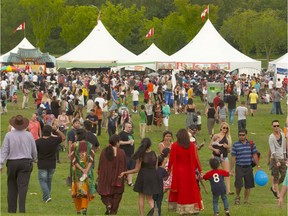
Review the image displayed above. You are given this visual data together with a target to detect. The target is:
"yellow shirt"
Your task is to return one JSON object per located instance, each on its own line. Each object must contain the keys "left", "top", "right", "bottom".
{"left": 251, "top": 80, "right": 256, "bottom": 88}
{"left": 82, "top": 87, "right": 88, "bottom": 97}
{"left": 187, "top": 88, "right": 193, "bottom": 99}
{"left": 249, "top": 92, "right": 258, "bottom": 104}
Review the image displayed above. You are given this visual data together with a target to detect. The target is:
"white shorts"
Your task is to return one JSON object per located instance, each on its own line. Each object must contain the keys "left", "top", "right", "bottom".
{"left": 163, "top": 116, "right": 169, "bottom": 126}
{"left": 237, "top": 89, "right": 241, "bottom": 96}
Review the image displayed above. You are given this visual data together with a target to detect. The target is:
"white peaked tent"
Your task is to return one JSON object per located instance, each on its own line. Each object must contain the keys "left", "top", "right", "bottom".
{"left": 269, "top": 53, "right": 288, "bottom": 70}
{"left": 269, "top": 53, "right": 288, "bottom": 86}
{"left": 118, "top": 43, "right": 172, "bottom": 71}
{"left": 57, "top": 20, "right": 136, "bottom": 68}
{"left": 170, "top": 19, "right": 261, "bottom": 72}
{"left": 0, "top": 37, "right": 35, "bottom": 63}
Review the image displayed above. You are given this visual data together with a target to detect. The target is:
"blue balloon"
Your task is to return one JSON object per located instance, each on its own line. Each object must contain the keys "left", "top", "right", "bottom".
{"left": 255, "top": 170, "right": 268, "bottom": 186}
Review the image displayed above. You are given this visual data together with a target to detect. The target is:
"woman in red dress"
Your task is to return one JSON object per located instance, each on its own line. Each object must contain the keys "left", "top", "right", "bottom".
{"left": 168, "top": 129, "right": 204, "bottom": 215}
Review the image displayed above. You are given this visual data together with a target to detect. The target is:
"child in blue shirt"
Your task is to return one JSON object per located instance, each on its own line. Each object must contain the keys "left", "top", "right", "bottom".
{"left": 203, "top": 158, "right": 230, "bottom": 216}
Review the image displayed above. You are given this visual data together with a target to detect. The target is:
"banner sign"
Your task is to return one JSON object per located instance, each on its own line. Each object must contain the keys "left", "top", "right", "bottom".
{"left": 156, "top": 62, "right": 177, "bottom": 70}
{"left": 277, "top": 67, "right": 288, "bottom": 75}
{"left": 176, "top": 62, "right": 230, "bottom": 70}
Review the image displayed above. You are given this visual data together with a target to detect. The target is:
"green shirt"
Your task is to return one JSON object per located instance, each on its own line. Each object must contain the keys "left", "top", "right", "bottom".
{"left": 139, "top": 110, "right": 147, "bottom": 123}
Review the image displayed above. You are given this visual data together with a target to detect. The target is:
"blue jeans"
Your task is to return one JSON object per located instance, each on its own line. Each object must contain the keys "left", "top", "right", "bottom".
{"left": 238, "top": 119, "right": 246, "bottom": 131}
{"left": 213, "top": 193, "right": 229, "bottom": 213}
{"left": 38, "top": 169, "right": 55, "bottom": 201}
{"left": 228, "top": 108, "right": 235, "bottom": 124}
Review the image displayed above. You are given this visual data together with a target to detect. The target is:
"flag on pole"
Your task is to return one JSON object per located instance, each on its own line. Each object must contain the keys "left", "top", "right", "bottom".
{"left": 201, "top": 6, "right": 209, "bottom": 20}
{"left": 14, "top": 22, "right": 25, "bottom": 32}
{"left": 146, "top": 28, "right": 154, "bottom": 39}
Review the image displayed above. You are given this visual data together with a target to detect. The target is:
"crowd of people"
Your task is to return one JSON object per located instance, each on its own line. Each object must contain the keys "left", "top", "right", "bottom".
{"left": 0, "top": 68, "right": 287, "bottom": 215}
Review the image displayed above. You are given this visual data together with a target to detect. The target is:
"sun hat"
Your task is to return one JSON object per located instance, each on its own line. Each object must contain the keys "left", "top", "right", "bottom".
{"left": 9, "top": 115, "right": 29, "bottom": 130}
{"left": 89, "top": 80, "right": 95, "bottom": 85}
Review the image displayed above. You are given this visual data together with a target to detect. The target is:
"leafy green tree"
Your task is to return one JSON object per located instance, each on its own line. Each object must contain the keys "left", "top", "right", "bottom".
{"left": 155, "top": 0, "right": 218, "bottom": 54}
{"left": 1, "top": 0, "right": 32, "bottom": 53}
{"left": 59, "top": 5, "right": 99, "bottom": 49}
{"left": 220, "top": 10, "right": 258, "bottom": 55}
{"left": 251, "top": 9, "right": 287, "bottom": 61}
{"left": 157, "top": 12, "right": 187, "bottom": 55}
{"left": 20, "top": 0, "right": 65, "bottom": 50}
{"left": 221, "top": 9, "right": 287, "bottom": 61}
{"left": 100, "top": 1, "right": 146, "bottom": 54}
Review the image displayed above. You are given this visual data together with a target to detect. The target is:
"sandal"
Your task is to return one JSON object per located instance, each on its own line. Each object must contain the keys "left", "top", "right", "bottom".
{"left": 234, "top": 196, "right": 240, "bottom": 205}
{"left": 270, "top": 187, "right": 278, "bottom": 199}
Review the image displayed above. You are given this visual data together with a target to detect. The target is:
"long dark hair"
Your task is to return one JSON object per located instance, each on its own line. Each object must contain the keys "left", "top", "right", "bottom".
{"left": 161, "top": 130, "right": 173, "bottom": 142}
{"left": 187, "top": 98, "right": 193, "bottom": 105}
{"left": 95, "top": 101, "right": 100, "bottom": 109}
{"left": 132, "top": 138, "right": 152, "bottom": 160}
{"left": 76, "top": 128, "right": 86, "bottom": 141}
{"left": 105, "top": 134, "right": 120, "bottom": 161}
{"left": 176, "top": 129, "right": 190, "bottom": 149}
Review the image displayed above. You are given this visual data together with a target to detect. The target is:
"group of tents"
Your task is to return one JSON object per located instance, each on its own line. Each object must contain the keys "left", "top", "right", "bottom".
{"left": 0, "top": 19, "right": 287, "bottom": 77}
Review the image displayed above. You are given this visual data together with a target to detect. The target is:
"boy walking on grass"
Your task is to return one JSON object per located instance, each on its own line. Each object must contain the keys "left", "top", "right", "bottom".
{"left": 235, "top": 101, "right": 248, "bottom": 131}
{"left": 203, "top": 158, "right": 230, "bottom": 216}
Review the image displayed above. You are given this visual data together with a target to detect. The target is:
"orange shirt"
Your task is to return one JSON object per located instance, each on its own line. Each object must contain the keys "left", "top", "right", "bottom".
{"left": 95, "top": 107, "right": 103, "bottom": 120}
{"left": 147, "top": 83, "right": 154, "bottom": 93}
{"left": 29, "top": 120, "right": 41, "bottom": 140}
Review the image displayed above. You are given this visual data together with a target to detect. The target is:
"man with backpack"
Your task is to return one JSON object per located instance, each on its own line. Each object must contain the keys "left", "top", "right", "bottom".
{"left": 230, "top": 129, "right": 261, "bottom": 205}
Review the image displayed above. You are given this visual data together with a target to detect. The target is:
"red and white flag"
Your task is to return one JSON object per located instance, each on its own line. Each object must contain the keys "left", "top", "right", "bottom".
{"left": 14, "top": 22, "right": 25, "bottom": 32}
{"left": 146, "top": 28, "right": 154, "bottom": 39}
{"left": 201, "top": 6, "right": 209, "bottom": 20}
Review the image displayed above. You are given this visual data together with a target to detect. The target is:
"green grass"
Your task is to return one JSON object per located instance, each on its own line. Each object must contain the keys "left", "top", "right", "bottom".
{"left": 1, "top": 92, "right": 287, "bottom": 215}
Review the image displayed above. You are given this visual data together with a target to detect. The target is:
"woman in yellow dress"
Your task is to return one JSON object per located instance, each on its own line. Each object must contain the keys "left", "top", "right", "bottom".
{"left": 71, "top": 128, "right": 96, "bottom": 215}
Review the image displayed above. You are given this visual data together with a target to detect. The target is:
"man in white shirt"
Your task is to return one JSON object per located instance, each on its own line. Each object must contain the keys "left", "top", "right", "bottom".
{"left": 94, "top": 93, "right": 105, "bottom": 110}
{"left": 235, "top": 101, "right": 248, "bottom": 131}
{"left": 268, "top": 78, "right": 274, "bottom": 92}
{"left": 32, "top": 73, "right": 38, "bottom": 85}
{"left": 131, "top": 87, "right": 139, "bottom": 113}
{"left": 0, "top": 78, "right": 8, "bottom": 90}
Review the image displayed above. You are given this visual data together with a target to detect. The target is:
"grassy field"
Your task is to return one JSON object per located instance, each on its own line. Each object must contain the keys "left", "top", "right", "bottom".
{"left": 0, "top": 91, "right": 287, "bottom": 216}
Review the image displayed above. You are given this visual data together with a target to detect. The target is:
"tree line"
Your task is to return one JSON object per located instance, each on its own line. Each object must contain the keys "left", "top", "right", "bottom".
{"left": 1, "top": 0, "right": 287, "bottom": 62}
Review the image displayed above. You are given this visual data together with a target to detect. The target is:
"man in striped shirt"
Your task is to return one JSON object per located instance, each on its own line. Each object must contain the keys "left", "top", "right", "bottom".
{"left": 230, "top": 129, "right": 260, "bottom": 205}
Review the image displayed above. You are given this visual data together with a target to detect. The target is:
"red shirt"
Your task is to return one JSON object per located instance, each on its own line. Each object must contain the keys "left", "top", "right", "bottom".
{"left": 213, "top": 96, "right": 221, "bottom": 109}
{"left": 37, "top": 92, "right": 43, "bottom": 106}
{"left": 29, "top": 120, "right": 41, "bottom": 140}
{"left": 144, "top": 90, "right": 149, "bottom": 100}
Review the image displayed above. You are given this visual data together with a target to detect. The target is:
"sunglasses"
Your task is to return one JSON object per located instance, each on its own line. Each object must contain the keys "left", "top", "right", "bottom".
{"left": 273, "top": 125, "right": 280, "bottom": 128}
{"left": 222, "top": 127, "right": 228, "bottom": 129}
{"left": 238, "top": 134, "right": 246, "bottom": 136}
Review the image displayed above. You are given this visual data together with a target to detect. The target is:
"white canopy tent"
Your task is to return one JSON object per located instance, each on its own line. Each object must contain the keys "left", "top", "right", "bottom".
{"left": 170, "top": 19, "right": 261, "bottom": 72}
{"left": 57, "top": 20, "right": 136, "bottom": 68}
{"left": 269, "top": 53, "right": 288, "bottom": 86}
{"left": 118, "top": 43, "right": 174, "bottom": 71}
{"left": 269, "top": 53, "right": 288, "bottom": 71}
{"left": 0, "top": 37, "right": 35, "bottom": 63}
